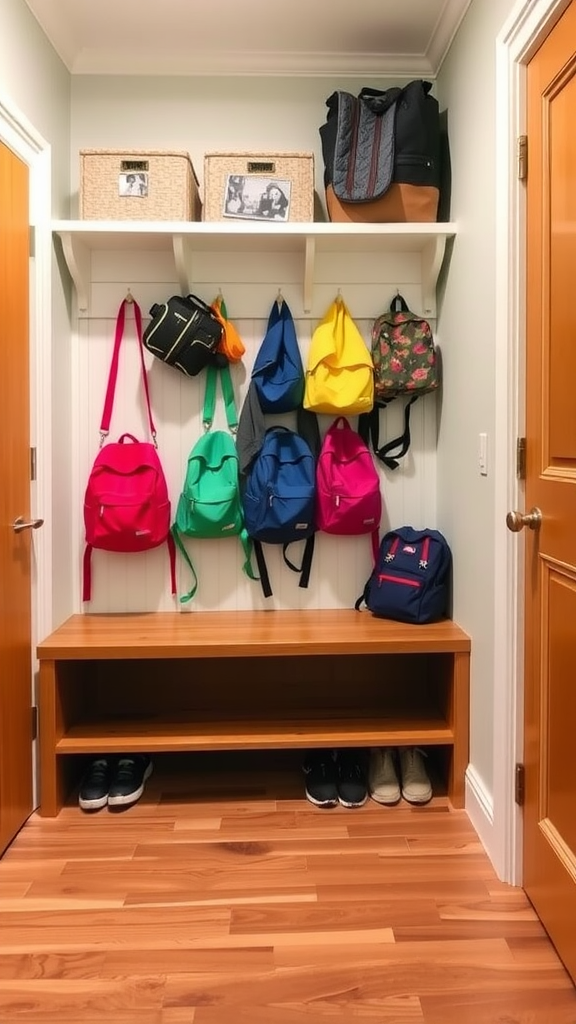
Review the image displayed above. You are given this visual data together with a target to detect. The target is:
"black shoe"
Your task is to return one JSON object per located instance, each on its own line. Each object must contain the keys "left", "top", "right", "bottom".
{"left": 303, "top": 749, "right": 338, "bottom": 808}
{"left": 79, "top": 757, "right": 115, "bottom": 811}
{"left": 107, "top": 755, "right": 153, "bottom": 809}
{"left": 335, "top": 748, "right": 368, "bottom": 808}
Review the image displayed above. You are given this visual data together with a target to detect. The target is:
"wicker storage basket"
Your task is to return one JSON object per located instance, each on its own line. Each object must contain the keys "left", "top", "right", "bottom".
{"left": 203, "top": 151, "right": 314, "bottom": 222}
{"left": 79, "top": 149, "right": 202, "bottom": 221}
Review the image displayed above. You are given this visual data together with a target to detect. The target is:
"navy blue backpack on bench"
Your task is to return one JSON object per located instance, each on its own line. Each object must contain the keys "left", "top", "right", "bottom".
{"left": 355, "top": 526, "right": 451, "bottom": 624}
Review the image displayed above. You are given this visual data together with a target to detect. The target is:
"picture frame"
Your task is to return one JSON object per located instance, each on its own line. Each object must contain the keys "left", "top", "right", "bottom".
{"left": 223, "top": 174, "right": 292, "bottom": 222}
{"left": 118, "top": 172, "right": 148, "bottom": 198}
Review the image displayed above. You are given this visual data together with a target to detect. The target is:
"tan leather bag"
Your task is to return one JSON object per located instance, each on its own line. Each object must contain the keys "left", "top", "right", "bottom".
{"left": 325, "top": 182, "right": 439, "bottom": 224}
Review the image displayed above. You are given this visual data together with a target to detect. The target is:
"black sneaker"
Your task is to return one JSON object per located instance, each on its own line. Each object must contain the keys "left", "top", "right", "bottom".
{"left": 302, "top": 749, "right": 338, "bottom": 808}
{"left": 79, "top": 757, "right": 115, "bottom": 811}
{"left": 107, "top": 755, "right": 153, "bottom": 809}
{"left": 335, "top": 748, "right": 368, "bottom": 808}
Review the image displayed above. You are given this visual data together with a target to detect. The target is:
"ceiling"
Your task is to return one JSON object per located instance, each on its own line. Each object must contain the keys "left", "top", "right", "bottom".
{"left": 23, "top": 0, "right": 472, "bottom": 77}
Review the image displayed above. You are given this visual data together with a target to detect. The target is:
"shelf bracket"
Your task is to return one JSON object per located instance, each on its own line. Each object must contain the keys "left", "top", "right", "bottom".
{"left": 58, "top": 232, "right": 90, "bottom": 313}
{"left": 421, "top": 236, "right": 447, "bottom": 318}
{"left": 304, "top": 235, "right": 315, "bottom": 313}
{"left": 172, "top": 235, "right": 193, "bottom": 296}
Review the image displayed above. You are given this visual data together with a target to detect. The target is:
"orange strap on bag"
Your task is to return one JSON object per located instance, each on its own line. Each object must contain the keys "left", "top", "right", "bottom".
{"left": 210, "top": 294, "right": 246, "bottom": 363}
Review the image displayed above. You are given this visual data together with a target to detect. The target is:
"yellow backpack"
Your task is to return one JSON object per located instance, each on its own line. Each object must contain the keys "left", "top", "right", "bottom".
{"left": 304, "top": 296, "right": 374, "bottom": 416}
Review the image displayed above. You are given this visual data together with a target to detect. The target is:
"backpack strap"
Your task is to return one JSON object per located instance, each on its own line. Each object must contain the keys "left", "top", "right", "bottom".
{"left": 283, "top": 534, "right": 316, "bottom": 589}
{"left": 166, "top": 531, "right": 177, "bottom": 596}
{"left": 252, "top": 534, "right": 315, "bottom": 600}
{"left": 370, "top": 528, "right": 380, "bottom": 564}
{"left": 172, "top": 521, "right": 255, "bottom": 604}
{"left": 82, "top": 544, "right": 93, "bottom": 603}
{"left": 100, "top": 298, "right": 157, "bottom": 445}
{"left": 358, "top": 395, "right": 419, "bottom": 471}
{"left": 253, "top": 540, "right": 273, "bottom": 599}
{"left": 203, "top": 362, "right": 238, "bottom": 432}
{"left": 171, "top": 524, "right": 199, "bottom": 604}
{"left": 83, "top": 531, "right": 176, "bottom": 603}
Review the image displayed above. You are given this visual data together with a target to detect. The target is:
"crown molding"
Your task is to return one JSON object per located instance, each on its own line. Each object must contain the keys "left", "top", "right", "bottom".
{"left": 70, "top": 49, "right": 438, "bottom": 78}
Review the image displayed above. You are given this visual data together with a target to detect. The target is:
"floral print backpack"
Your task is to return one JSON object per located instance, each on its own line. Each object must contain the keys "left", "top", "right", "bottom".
{"left": 358, "top": 293, "right": 440, "bottom": 470}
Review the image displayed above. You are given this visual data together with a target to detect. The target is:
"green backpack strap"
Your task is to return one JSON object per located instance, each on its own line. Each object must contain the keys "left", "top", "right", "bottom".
{"left": 239, "top": 526, "right": 258, "bottom": 582}
{"left": 203, "top": 362, "right": 238, "bottom": 432}
{"left": 171, "top": 523, "right": 199, "bottom": 604}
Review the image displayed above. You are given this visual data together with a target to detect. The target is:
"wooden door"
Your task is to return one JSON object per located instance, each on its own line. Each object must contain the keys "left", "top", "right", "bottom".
{"left": 0, "top": 140, "right": 34, "bottom": 853}
{"left": 522, "top": 0, "right": 576, "bottom": 984}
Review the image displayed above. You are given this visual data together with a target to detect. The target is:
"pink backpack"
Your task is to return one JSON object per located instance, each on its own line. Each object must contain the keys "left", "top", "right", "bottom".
{"left": 83, "top": 298, "right": 176, "bottom": 601}
{"left": 316, "top": 416, "right": 382, "bottom": 561}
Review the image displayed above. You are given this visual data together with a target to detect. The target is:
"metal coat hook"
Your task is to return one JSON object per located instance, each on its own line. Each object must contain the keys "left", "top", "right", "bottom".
{"left": 125, "top": 288, "right": 134, "bottom": 303}
{"left": 276, "top": 288, "right": 284, "bottom": 312}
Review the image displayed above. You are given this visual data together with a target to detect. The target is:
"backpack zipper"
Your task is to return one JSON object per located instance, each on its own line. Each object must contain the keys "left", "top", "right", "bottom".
{"left": 395, "top": 154, "right": 434, "bottom": 169}
{"left": 378, "top": 573, "right": 421, "bottom": 588}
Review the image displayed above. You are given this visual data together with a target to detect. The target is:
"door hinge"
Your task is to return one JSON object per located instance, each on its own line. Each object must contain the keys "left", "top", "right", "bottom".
{"left": 518, "top": 135, "right": 528, "bottom": 181}
{"left": 29, "top": 225, "right": 36, "bottom": 258}
{"left": 31, "top": 705, "right": 38, "bottom": 741}
{"left": 30, "top": 447, "right": 37, "bottom": 482}
{"left": 515, "top": 762, "right": 525, "bottom": 806}
{"left": 516, "top": 437, "right": 526, "bottom": 480}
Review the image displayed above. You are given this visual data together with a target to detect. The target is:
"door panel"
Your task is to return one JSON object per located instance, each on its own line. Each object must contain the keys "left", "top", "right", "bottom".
{"left": 0, "top": 140, "right": 34, "bottom": 853}
{"left": 524, "top": 0, "right": 576, "bottom": 983}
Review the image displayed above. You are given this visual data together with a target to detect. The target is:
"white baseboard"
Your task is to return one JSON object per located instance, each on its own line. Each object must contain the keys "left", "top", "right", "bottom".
{"left": 465, "top": 763, "right": 496, "bottom": 866}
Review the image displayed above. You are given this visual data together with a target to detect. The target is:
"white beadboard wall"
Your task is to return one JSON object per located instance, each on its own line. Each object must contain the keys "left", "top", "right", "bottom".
{"left": 71, "top": 244, "right": 439, "bottom": 613}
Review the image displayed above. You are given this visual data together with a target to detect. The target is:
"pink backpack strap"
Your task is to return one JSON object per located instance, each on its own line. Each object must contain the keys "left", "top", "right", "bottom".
{"left": 167, "top": 531, "right": 177, "bottom": 595}
{"left": 82, "top": 545, "right": 93, "bottom": 602}
{"left": 83, "top": 537, "right": 176, "bottom": 603}
{"left": 100, "top": 299, "right": 157, "bottom": 444}
{"left": 371, "top": 528, "right": 380, "bottom": 565}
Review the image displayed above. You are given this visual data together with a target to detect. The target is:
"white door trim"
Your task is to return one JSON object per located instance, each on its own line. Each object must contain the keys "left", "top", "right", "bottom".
{"left": 0, "top": 90, "right": 53, "bottom": 802}
{"left": 494, "top": 0, "right": 571, "bottom": 884}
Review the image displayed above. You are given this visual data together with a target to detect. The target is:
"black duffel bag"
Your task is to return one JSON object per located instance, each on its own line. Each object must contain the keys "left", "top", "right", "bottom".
{"left": 143, "top": 293, "right": 223, "bottom": 376}
{"left": 319, "top": 80, "right": 445, "bottom": 224}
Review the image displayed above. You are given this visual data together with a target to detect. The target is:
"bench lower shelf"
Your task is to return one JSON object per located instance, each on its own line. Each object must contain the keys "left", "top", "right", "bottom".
{"left": 55, "top": 712, "right": 455, "bottom": 753}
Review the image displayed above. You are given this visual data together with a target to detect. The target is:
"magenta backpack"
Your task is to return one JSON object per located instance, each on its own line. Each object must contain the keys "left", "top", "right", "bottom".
{"left": 315, "top": 416, "right": 382, "bottom": 561}
{"left": 82, "top": 298, "right": 176, "bottom": 601}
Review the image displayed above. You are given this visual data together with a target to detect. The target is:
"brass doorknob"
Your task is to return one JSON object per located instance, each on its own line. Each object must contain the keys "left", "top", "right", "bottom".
{"left": 506, "top": 507, "right": 542, "bottom": 532}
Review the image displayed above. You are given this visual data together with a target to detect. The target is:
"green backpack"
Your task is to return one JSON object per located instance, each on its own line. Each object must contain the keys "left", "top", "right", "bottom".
{"left": 172, "top": 363, "right": 257, "bottom": 602}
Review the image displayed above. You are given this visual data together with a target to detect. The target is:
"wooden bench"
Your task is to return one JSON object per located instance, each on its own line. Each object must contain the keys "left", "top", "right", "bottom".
{"left": 36, "top": 610, "right": 471, "bottom": 816}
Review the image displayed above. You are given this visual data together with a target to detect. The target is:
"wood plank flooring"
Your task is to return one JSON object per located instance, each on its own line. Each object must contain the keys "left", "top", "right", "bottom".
{"left": 0, "top": 751, "right": 575, "bottom": 1024}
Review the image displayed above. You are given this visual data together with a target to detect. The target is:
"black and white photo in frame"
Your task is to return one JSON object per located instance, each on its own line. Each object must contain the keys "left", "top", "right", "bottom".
{"left": 223, "top": 175, "right": 291, "bottom": 221}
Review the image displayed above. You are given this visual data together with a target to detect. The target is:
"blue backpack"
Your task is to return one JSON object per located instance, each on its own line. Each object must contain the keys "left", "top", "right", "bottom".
{"left": 355, "top": 526, "right": 451, "bottom": 624}
{"left": 242, "top": 425, "right": 317, "bottom": 598}
{"left": 251, "top": 299, "right": 304, "bottom": 413}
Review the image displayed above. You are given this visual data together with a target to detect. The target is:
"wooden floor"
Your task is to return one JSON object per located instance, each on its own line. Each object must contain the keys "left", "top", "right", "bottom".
{"left": 1, "top": 751, "right": 575, "bottom": 1024}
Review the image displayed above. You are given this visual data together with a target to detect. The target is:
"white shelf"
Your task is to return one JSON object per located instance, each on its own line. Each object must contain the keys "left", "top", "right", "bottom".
{"left": 52, "top": 220, "right": 457, "bottom": 316}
